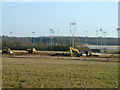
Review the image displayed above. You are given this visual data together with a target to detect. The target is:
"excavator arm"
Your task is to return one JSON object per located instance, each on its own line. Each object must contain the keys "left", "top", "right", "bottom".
{"left": 70, "top": 47, "right": 81, "bottom": 57}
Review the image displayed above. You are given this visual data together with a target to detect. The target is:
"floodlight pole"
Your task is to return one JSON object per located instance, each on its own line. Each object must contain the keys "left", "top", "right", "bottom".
{"left": 52, "top": 30, "right": 55, "bottom": 45}
{"left": 70, "top": 23, "right": 76, "bottom": 48}
{"left": 69, "top": 24, "right": 72, "bottom": 46}
{"left": 49, "top": 29, "right": 50, "bottom": 45}
{"left": 49, "top": 28, "right": 52, "bottom": 45}
{"left": 32, "top": 32, "right": 35, "bottom": 46}
{"left": 117, "top": 28, "right": 120, "bottom": 47}
{"left": 96, "top": 30, "right": 98, "bottom": 45}
{"left": 103, "top": 31, "right": 107, "bottom": 45}
{"left": 100, "top": 29, "right": 103, "bottom": 46}
{"left": 10, "top": 32, "right": 13, "bottom": 46}
{"left": 57, "top": 29, "right": 59, "bottom": 45}
{"left": 85, "top": 30, "right": 88, "bottom": 46}
{"left": 10, "top": 32, "right": 13, "bottom": 37}
{"left": 49, "top": 28, "right": 53, "bottom": 45}
{"left": 117, "top": 28, "right": 120, "bottom": 38}
{"left": 72, "top": 33, "right": 74, "bottom": 48}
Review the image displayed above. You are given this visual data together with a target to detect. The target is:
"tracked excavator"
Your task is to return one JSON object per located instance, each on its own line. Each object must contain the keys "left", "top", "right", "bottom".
{"left": 26, "top": 48, "right": 37, "bottom": 54}
{"left": 2, "top": 47, "right": 13, "bottom": 54}
{"left": 70, "top": 47, "right": 92, "bottom": 57}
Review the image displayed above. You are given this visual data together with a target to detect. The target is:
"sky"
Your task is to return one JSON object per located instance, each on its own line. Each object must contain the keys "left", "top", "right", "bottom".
{"left": 2, "top": 2, "right": 118, "bottom": 37}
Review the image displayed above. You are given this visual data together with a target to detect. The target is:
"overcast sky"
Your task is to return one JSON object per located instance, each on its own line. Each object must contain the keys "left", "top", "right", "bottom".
{"left": 2, "top": 2, "right": 118, "bottom": 37}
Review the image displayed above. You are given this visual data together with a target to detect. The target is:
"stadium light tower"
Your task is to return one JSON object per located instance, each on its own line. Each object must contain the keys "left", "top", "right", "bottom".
{"left": 100, "top": 29, "right": 103, "bottom": 46}
{"left": 85, "top": 30, "right": 88, "bottom": 46}
{"left": 10, "top": 32, "right": 13, "bottom": 45}
{"left": 10, "top": 32, "right": 13, "bottom": 37}
{"left": 117, "top": 28, "right": 120, "bottom": 38}
{"left": 52, "top": 30, "right": 55, "bottom": 45}
{"left": 69, "top": 25, "right": 72, "bottom": 46}
{"left": 49, "top": 28, "right": 52, "bottom": 45}
{"left": 103, "top": 31, "right": 107, "bottom": 45}
{"left": 57, "top": 29, "right": 59, "bottom": 45}
{"left": 70, "top": 22, "right": 76, "bottom": 48}
{"left": 32, "top": 31, "right": 35, "bottom": 46}
{"left": 96, "top": 30, "right": 98, "bottom": 45}
{"left": 49, "top": 28, "right": 53, "bottom": 45}
{"left": 49, "top": 28, "right": 50, "bottom": 45}
{"left": 117, "top": 28, "right": 120, "bottom": 47}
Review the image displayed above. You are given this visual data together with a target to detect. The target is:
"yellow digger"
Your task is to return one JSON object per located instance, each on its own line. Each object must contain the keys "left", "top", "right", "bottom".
{"left": 2, "top": 47, "right": 13, "bottom": 54}
{"left": 26, "top": 48, "right": 37, "bottom": 54}
{"left": 70, "top": 47, "right": 82, "bottom": 57}
{"left": 70, "top": 47, "right": 92, "bottom": 57}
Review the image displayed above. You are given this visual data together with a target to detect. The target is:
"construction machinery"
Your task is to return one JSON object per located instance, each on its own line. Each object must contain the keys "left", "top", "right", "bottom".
{"left": 70, "top": 47, "right": 82, "bottom": 57}
{"left": 70, "top": 47, "right": 92, "bottom": 57}
{"left": 26, "top": 48, "right": 37, "bottom": 54}
{"left": 2, "top": 47, "right": 13, "bottom": 54}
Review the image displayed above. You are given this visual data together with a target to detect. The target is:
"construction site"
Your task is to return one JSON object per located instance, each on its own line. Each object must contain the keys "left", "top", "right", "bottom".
{"left": 1, "top": 23, "right": 120, "bottom": 88}
{"left": 2, "top": 44, "right": 119, "bottom": 88}
{"left": 2, "top": 23, "right": 120, "bottom": 88}
{"left": 2, "top": 26, "right": 120, "bottom": 61}
{"left": 1, "top": 1, "right": 120, "bottom": 89}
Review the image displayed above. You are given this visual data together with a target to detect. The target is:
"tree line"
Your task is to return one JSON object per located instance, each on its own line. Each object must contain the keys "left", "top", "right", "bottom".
{"left": 1, "top": 36, "right": 118, "bottom": 51}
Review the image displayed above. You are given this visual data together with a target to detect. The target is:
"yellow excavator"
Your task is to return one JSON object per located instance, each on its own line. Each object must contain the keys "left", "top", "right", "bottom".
{"left": 70, "top": 47, "right": 82, "bottom": 57}
{"left": 26, "top": 48, "right": 37, "bottom": 54}
{"left": 2, "top": 47, "right": 13, "bottom": 54}
{"left": 70, "top": 47, "right": 92, "bottom": 57}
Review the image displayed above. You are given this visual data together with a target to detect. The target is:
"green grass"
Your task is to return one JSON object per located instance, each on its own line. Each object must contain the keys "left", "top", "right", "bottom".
{"left": 2, "top": 57, "right": 118, "bottom": 88}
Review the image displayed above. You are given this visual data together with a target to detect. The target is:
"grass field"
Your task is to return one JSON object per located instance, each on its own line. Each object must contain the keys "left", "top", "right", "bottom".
{"left": 2, "top": 57, "right": 118, "bottom": 88}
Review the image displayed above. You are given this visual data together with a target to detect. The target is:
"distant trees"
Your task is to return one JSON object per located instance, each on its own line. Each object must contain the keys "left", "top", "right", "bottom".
{"left": 2, "top": 36, "right": 33, "bottom": 50}
{"left": 2, "top": 36, "right": 118, "bottom": 51}
{"left": 2, "top": 36, "right": 70, "bottom": 51}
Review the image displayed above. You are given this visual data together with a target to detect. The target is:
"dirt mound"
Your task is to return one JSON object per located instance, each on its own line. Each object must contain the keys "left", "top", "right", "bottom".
{"left": 2, "top": 51, "right": 70, "bottom": 57}
{"left": 50, "top": 53, "right": 70, "bottom": 56}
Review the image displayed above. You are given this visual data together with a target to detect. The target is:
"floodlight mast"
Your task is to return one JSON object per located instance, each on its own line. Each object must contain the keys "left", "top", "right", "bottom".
{"left": 32, "top": 31, "right": 35, "bottom": 47}
{"left": 70, "top": 23, "right": 76, "bottom": 48}
{"left": 69, "top": 25, "right": 72, "bottom": 46}
{"left": 49, "top": 28, "right": 52, "bottom": 45}
{"left": 49, "top": 28, "right": 53, "bottom": 45}
{"left": 103, "top": 31, "right": 107, "bottom": 45}
{"left": 49, "top": 28, "right": 51, "bottom": 45}
{"left": 57, "top": 29, "right": 59, "bottom": 45}
{"left": 117, "top": 28, "right": 120, "bottom": 47}
{"left": 10, "top": 32, "right": 13, "bottom": 45}
{"left": 100, "top": 29, "right": 103, "bottom": 46}
{"left": 117, "top": 28, "right": 120, "bottom": 38}
{"left": 85, "top": 30, "right": 88, "bottom": 46}
{"left": 51, "top": 30, "right": 55, "bottom": 45}
{"left": 10, "top": 32, "right": 13, "bottom": 37}
{"left": 96, "top": 30, "right": 98, "bottom": 45}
